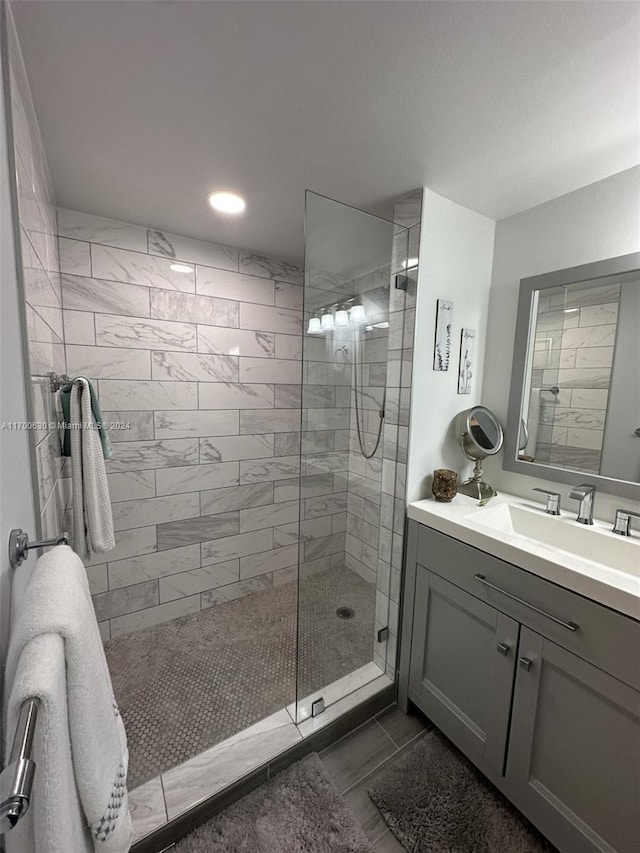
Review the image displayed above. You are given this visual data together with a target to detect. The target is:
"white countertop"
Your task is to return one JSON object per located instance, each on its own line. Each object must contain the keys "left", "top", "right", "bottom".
{"left": 407, "top": 492, "right": 640, "bottom": 621}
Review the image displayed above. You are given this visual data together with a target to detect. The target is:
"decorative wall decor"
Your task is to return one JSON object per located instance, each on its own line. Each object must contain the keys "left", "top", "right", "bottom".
{"left": 433, "top": 299, "right": 453, "bottom": 370}
{"left": 458, "top": 328, "right": 476, "bottom": 394}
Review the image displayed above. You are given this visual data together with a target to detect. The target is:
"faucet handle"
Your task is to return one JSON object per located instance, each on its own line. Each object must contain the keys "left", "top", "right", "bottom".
{"left": 569, "top": 483, "right": 596, "bottom": 497}
{"left": 532, "top": 488, "right": 561, "bottom": 515}
{"left": 613, "top": 508, "right": 640, "bottom": 537}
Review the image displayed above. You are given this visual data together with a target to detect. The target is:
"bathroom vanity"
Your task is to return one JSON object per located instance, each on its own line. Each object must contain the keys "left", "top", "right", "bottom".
{"left": 398, "top": 494, "right": 640, "bottom": 853}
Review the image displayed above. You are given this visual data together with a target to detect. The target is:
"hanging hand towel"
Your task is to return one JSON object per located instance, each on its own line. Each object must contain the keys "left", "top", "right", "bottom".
{"left": 4, "top": 545, "right": 132, "bottom": 853}
{"left": 70, "top": 377, "right": 116, "bottom": 559}
{"left": 60, "top": 378, "right": 113, "bottom": 460}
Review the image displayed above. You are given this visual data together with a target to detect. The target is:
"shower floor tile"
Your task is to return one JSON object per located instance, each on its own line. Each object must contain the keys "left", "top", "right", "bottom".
{"left": 104, "top": 565, "right": 376, "bottom": 788}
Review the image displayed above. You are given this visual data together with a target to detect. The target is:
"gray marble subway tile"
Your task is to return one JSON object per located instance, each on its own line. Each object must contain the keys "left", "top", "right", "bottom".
{"left": 196, "top": 267, "right": 274, "bottom": 305}
{"left": 546, "top": 408, "right": 606, "bottom": 430}
{"left": 95, "top": 314, "right": 196, "bottom": 352}
{"left": 304, "top": 492, "right": 348, "bottom": 519}
{"left": 304, "top": 408, "right": 350, "bottom": 431}
{"left": 300, "top": 516, "right": 332, "bottom": 541}
{"left": 240, "top": 455, "right": 300, "bottom": 483}
{"left": 304, "top": 532, "right": 346, "bottom": 562}
{"left": 197, "top": 326, "right": 275, "bottom": 358}
{"left": 199, "top": 382, "right": 273, "bottom": 410}
{"left": 58, "top": 237, "right": 91, "bottom": 276}
{"left": 154, "top": 409, "right": 239, "bottom": 439}
{"left": 239, "top": 500, "right": 299, "bottom": 534}
{"left": 565, "top": 427, "right": 604, "bottom": 451}
{"left": 332, "top": 513, "right": 347, "bottom": 534}
{"left": 150, "top": 289, "right": 238, "bottom": 328}
{"left": 200, "top": 482, "right": 274, "bottom": 516}
{"left": 155, "top": 461, "right": 239, "bottom": 497}
{"left": 201, "top": 576, "right": 272, "bottom": 608}
{"left": 556, "top": 368, "right": 611, "bottom": 389}
{"left": 561, "top": 323, "right": 617, "bottom": 349}
{"left": 275, "top": 384, "right": 302, "bottom": 409}
{"left": 58, "top": 209, "right": 148, "bottom": 252}
{"left": 564, "top": 284, "right": 621, "bottom": 309}
{"left": 63, "top": 310, "right": 95, "bottom": 345}
{"left": 99, "top": 379, "right": 197, "bottom": 411}
{"left": 112, "top": 493, "right": 200, "bottom": 532}
{"left": 129, "top": 776, "right": 168, "bottom": 842}
{"left": 302, "top": 451, "right": 350, "bottom": 476}
{"left": 61, "top": 273, "right": 150, "bottom": 317}
{"left": 275, "top": 334, "right": 302, "bottom": 360}
{"left": 305, "top": 362, "right": 351, "bottom": 386}
{"left": 108, "top": 544, "right": 202, "bottom": 588}
{"left": 239, "top": 303, "right": 302, "bottom": 335}
{"left": 23, "top": 267, "right": 61, "bottom": 310}
{"left": 302, "top": 385, "right": 336, "bottom": 408}
{"left": 201, "top": 528, "right": 274, "bottom": 566}
{"left": 302, "top": 473, "right": 340, "bottom": 499}
{"left": 107, "top": 470, "right": 156, "bottom": 503}
{"left": 578, "top": 303, "right": 620, "bottom": 327}
{"left": 93, "top": 580, "right": 159, "bottom": 621}
{"left": 100, "top": 411, "right": 155, "bottom": 444}
{"left": 239, "top": 252, "right": 302, "bottom": 285}
{"left": 148, "top": 230, "right": 239, "bottom": 272}
{"left": 85, "top": 564, "right": 108, "bottom": 595}
{"left": 91, "top": 244, "right": 196, "bottom": 292}
{"left": 86, "top": 525, "right": 157, "bottom": 567}
{"left": 200, "top": 434, "right": 274, "bottom": 463}
{"left": 110, "top": 595, "right": 201, "bottom": 638}
{"left": 151, "top": 350, "right": 238, "bottom": 383}
{"left": 275, "top": 432, "right": 301, "bottom": 457}
{"left": 239, "top": 357, "right": 300, "bottom": 385}
{"left": 574, "top": 346, "right": 614, "bottom": 369}
{"left": 157, "top": 512, "right": 240, "bottom": 551}
{"left": 159, "top": 559, "right": 240, "bottom": 602}
{"left": 105, "top": 438, "right": 199, "bottom": 472}
{"left": 240, "top": 543, "right": 298, "bottom": 579}
{"left": 274, "top": 522, "right": 300, "bottom": 547}
{"left": 273, "top": 479, "right": 300, "bottom": 503}
{"left": 240, "top": 409, "right": 300, "bottom": 434}
{"left": 275, "top": 281, "right": 303, "bottom": 310}
{"left": 66, "top": 345, "right": 151, "bottom": 380}
{"left": 571, "top": 389, "right": 609, "bottom": 409}
{"left": 299, "top": 556, "right": 333, "bottom": 580}
{"left": 302, "top": 431, "right": 335, "bottom": 453}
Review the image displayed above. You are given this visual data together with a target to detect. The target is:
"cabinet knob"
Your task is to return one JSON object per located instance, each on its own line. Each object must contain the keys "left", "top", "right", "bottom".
{"left": 496, "top": 642, "right": 510, "bottom": 656}
{"left": 519, "top": 657, "right": 533, "bottom": 671}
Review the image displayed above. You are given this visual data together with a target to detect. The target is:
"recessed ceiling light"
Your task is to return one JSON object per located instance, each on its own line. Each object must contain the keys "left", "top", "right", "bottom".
{"left": 170, "top": 263, "right": 194, "bottom": 274}
{"left": 208, "top": 191, "right": 246, "bottom": 214}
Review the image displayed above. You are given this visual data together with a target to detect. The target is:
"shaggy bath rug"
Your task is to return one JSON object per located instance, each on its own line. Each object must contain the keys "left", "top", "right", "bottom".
{"left": 173, "top": 753, "right": 374, "bottom": 852}
{"left": 369, "top": 730, "right": 556, "bottom": 852}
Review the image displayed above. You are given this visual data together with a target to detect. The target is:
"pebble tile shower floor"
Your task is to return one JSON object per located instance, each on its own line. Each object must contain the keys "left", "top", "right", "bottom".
{"left": 104, "top": 566, "right": 376, "bottom": 788}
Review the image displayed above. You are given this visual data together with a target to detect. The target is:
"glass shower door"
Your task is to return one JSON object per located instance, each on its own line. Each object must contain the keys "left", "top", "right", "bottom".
{"left": 295, "top": 191, "right": 408, "bottom": 723}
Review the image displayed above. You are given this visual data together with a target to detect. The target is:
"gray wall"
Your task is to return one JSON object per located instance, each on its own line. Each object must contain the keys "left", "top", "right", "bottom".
{"left": 483, "top": 166, "right": 640, "bottom": 518}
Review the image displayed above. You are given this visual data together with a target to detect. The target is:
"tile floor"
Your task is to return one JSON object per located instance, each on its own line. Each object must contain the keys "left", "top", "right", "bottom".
{"left": 106, "top": 565, "right": 376, "bottom": 787}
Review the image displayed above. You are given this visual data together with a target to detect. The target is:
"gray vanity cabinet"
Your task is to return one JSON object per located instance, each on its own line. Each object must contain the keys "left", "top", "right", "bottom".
{"left": 399, "top": 519, "right": 640, "bottom": 853}
{"left": 409, "top": 568, "right": 519, "bottom": 775}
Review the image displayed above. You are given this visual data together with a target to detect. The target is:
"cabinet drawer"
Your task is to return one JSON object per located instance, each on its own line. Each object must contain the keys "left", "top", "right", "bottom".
{"left": 416, "top": 523, "right": 640, "bottom": 690}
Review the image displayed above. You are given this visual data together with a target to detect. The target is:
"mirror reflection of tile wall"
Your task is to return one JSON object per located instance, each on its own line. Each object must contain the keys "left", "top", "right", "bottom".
{"left": 530, "top": 282, "right": 621, "bottom": 474}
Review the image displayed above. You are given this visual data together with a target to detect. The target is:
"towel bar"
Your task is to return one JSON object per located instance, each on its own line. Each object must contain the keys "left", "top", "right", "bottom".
{"left": 8, "top": 528, "right": 70, "bottom": 569}
{"left": 0, "top": 699, "right": 38, "bottom": 833}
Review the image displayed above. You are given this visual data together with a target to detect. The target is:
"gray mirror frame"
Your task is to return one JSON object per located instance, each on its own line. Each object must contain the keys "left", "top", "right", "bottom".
{"left": 504, "top": 252, "right": 640, "bottom": 501}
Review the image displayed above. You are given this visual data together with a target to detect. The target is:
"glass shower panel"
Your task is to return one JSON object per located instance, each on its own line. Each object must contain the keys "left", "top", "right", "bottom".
{"left": 295, "top": 191, "right": 406, "bottom": 723}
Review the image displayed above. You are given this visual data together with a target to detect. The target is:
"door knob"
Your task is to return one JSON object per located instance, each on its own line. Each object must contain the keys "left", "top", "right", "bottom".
{"left": 496, "top": 642, "right": 510, "bottom": 656}
{"left": 519, "top": 657, "right": 533, "bottom": 671}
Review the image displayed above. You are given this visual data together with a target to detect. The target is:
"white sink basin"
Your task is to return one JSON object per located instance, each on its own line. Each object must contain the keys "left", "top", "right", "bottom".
{"left": 466, "top": 502, "right": 639, "bottom": 577}
{"left": 407, "top": 493, "right": 640, "bottom": 620}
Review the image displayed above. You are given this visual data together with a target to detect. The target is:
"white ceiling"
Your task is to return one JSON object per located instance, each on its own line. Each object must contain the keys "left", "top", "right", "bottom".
{"left": 11, "top": 0, "right": 640, "bottom": 265}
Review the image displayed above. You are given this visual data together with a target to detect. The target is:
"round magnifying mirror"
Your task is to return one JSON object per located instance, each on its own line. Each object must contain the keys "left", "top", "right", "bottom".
{"left": 457, "top": 406, "right": 504, "bottom": 460}
{"left": 456, "top": 406, "right": 504, "bottom": 503}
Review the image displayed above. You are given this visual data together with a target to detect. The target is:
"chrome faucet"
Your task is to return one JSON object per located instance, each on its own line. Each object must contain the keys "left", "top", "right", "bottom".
{"left": 569, "top": 483, "right": 596, "bottom": 525}
{"left": 612, "top": 508, "right": 640, "bottom": 537}
{"left": 532, "top": 487, "right": 561, "bottom": 515}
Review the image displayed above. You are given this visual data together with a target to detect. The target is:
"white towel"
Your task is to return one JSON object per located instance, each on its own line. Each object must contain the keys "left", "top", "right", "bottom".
{"left": 5, "top": 545, "right": 132, "bottom": 853}
{"left": 70, "top": 378, "right": 115, "bottom": 560}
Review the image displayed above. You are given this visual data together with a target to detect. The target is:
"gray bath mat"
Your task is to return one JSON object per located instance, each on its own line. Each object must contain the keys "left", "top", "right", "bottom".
{"left": 369, "top": 730, "right": 556, "bottom": 852}
{"left": 174, "top": 753, "right": 374, "bottom": 852}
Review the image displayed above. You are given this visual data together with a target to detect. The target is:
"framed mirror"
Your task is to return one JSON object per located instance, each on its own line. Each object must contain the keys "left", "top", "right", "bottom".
{"left": 504, "top": 252, "right": 640, "bottom": 500}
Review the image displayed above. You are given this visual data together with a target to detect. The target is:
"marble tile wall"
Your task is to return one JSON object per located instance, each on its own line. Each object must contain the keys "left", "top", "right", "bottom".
{"left": 57, "top": 207, "right": 305, "bottom": 638}
{"left": 6, "top": 8, "right": 68, "bottom": 540}
{"left": 532, "top": 283, "right": 620, "bottom": 474}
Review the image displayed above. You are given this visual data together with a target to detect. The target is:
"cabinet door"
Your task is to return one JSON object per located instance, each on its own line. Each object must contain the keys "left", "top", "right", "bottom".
{"left": 507, "top": 627, "right": 640, "bottom": 853}
{"left": 409, "top": 566, "right": 519, "bottom": 775}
